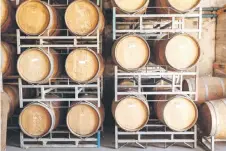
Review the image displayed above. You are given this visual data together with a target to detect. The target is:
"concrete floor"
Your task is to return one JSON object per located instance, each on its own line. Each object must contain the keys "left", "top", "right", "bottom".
{"left": 5, "top": 131, "right": 226, "bottom": 151}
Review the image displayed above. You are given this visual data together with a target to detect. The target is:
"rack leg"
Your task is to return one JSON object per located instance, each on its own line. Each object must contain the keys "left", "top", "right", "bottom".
{"left": 97, "top": 131, "right": 101, "bottom": 148}
{"left": 115, "top": 125, "right": 118, "bottom": 149}
{"left": 211, "top": 136, "right": 215, "bottom": 151}
{"left": 194, "top": 125, "right": 197, "bottom": 148}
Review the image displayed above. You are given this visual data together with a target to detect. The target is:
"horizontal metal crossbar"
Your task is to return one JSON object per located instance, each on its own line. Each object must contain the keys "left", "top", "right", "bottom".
{"left": 16, "top": 29, "right": 102, "bottom": 54}
{"left": 18, "top": 77, "right": 102, "bottom": 108}
{"left": 20, "top": 131, "right": 101, "bottom": 148}
{"left": 115, "top": 120, "right": 197, "bottom": 149}
{"left": 113, "top": 7, "right": 203, "bottom": 40}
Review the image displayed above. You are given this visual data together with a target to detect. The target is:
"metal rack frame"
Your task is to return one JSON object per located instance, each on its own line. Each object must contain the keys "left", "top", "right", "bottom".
{"left": 18, "top": 77, "right": 102, "bottom": 108}
{"left": 201, "top": 136, "right": 226, "bottom": 151}
{"left": 112, "top": 6, "right": 202, "bottom": 148}
{"left": 16, "top": 29, "right": 102, "bottom": 54}
{"left": 115, "top": 119, "right": 197, "bottom": 149}
{"left": 11, "top": 0, "right": 102, "bottom": 8}
{"left": 113, "top": 7, "right": 203, "bottom": 40}
{"left": 20, "top": 131, "right": 101, "bottom": 148}
{"left": 114, "top": 65, "right": 198, "bottom": 149}
{"left": 16, "top": 0, "right": 104, "bottom": 148}
{"left": 114, "top": 66, "right": 199, "bottom": 101}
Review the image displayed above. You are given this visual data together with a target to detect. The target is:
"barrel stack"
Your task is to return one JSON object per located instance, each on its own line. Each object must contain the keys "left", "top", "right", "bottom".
{"left": 11, "top": 0, "right": 105, "bottom": 148}
{"left": 112, "top": 0, "right": 202, "bottom": 149}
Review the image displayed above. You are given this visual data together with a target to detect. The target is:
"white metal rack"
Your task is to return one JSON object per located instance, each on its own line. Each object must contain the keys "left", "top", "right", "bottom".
{"left": 201, "top": 136, "right": 226, "bottom": 151}
{"left": 114, "top": 66, "right": 198, "bottom": 101}
{"left": 114, "top": 65, "right": 198, "bottom": 149}
{"left": 115, "top": 119, "right": 197, "bottom": 149}
{"left": 113, "top": 7, "right": 203, "bottom": 40}
{"left": 20, "top": 130, "right": 101, "bottom": 148}
{"left": 112, "top": 4, "right": 202, "bottom": 148}
{"left": 18, "top": 77, "right": 102, "bottom": 107}
{"left": 11, "top": 0, "right": 102, "bottom": 8}
{"left": 16, "top": 0, "right": 104, "bottom": 147}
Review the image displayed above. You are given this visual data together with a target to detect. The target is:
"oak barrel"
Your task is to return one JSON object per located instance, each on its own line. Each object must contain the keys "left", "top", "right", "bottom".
{"left": 112, "top": 34, "right": 150, "bottom": 71}
{"left": 67, "top": 99, "right": 104, "bottom": 137}
{"left": 65, "top": 0, "right": 105, "bottom": 36}
{"left": 112, "top": 0, "right": 149, "bottom": 14}
{"left": 112, "top": 95, "right": 149, "bottom": 132}
{"left": 16, "top": 0, "right": 60, "bottom": 36}
{"left": 19, "top": 96, "right": 61, "bottom": 138}
{"left": 183, "top": 77, "right": 226, "bottom": 105}
{"left": 153, "top": 80, "right": 171, "bottom": 92}
{"left": 112, "top": 80, "right": 149, "bottom": 131}
{"left": 17, "top": 48, "right": 62, "bottom": 84}
{"left": 154, "top": 95, "right": 198, "bottom": 131}
{"left": 156, "top": 0, "right": 201, "bottom": 14}
{"left": 1, "top": 85, "right": 19, "bottom": 151}
{"left": 65, "top": 48, "right": 104, "bottom": 83}
{"left": 1, "top": 0, "right": 14, "bottom": 32}
{"left": 1, "top": 41, "right": 16, "bottom": 77}
{"left": 155, "top": 34, "right": 200, "bottom": 70}
{"left": 199, "top": 99, "right": 226, "bottom": 139}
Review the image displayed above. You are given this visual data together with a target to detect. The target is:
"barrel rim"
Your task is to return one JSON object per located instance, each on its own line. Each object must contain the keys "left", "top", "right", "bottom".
{"left": 3, "top": 85, "right": 19, "bottom": 117}
{"left": 202, "top": 101, "right": 217, "bottom": 137}
{"left": 19, "top": 102, "right": 56, "bottom": 138}
{"left": 165, "top": 34, "right": 201, "bottom": 70}
{"left": 163, "top": 95, "right": 198, "bottom": 131}
{"left": 1, "top": 0, "right": 10, "bottom": 28}
{"left": 163, "top": 0, "right": 201, "bottom": 13}
{"left": 16, "top": 0, "right": 51, "bottom": 35}
{"left": 1, "top": 41, "right": 12, "bottom": 76}
{"left": 17, "top": 47, "right": 54, "bottom": 84}
{"left": 66, "top": 101, "right": 102, "bottom": 137}
{"left": 1, "top": 91, "right": 11, "bottom": 115}
{"left": 111, "top": 0, "right": 149, "bottom": 14}
{"left": 112, "top": 34, "right": 150, "bottom": 71}
{"left": 65, "top": 0, "right": 101, "bottom": 36}
{"left": 113, "top": 95, "right": 150, "bottom": 132}
{"left": 65, "top": 48, "right": 101, "bottom": 84}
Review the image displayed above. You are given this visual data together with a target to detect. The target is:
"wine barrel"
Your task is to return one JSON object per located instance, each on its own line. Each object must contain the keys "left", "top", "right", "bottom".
{"left": 65, "top": 0, "right": 105, "bottom": 36}
{"left": 1, "top": 85, "right": 19, "bottom": 151}
{"left": 112, "top": 95, "right": 149, "bottom": 132}
{"left": 1, "top": 85, "right": 19, "bottom": 118}
{"left": 152, "top": 80, "right": 171, "bottom": 92}
{"left": 19, "top": 96, "right": 61, "bottom": 138}
{"left": 10, "top": 0, "right": 41, "bottom": 8}
{"left": 156, "top": 0, "right": 201, "bottom": 14}
{"left": 112, "top": 0, "right": 149, "bottom": 14}
{"left": 183, "top": 77, "right": 226, "bottom": 105}
{"left": 154, "top": 95, "right": 198, "bottom": 131}
{"left": 155, "top": 34, "right": 200, "bottom": 70}
{"left": 65, "top": 48, "right": 104, "bottom": 83}
{"left": 17, "top": 48, "right": 62, "bottom": 84}
{"left": 112, "top": 34, "right": 150, "bottom": 71}
{"left": 1, "top": 0, "right": 14, "bottom": 32}
{"left": 16, "top": 0, "right": 60, "bottom": 36}
{"left": 1, "top": 41, "right": 16, "bottom": 77}
{"left": 67, "top": 100, "right": 104, "bottom": 137}
{"left": 112, "top": 80, "right": 149, "bottom": 131}
{"left": 199, "top": 99, "right": 226, "bottom": 139}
